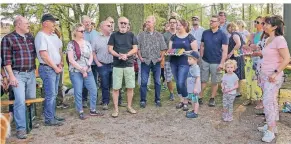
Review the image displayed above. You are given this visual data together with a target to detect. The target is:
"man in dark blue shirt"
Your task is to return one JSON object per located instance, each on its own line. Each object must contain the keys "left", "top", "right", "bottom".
{"left": 199, "top": 15, "right": 228, "bottom": 107}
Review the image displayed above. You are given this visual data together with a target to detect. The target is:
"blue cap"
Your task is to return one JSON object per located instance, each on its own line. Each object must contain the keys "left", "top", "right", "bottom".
{"left": 186, "top": 51, "right": 200, "bottom": 59}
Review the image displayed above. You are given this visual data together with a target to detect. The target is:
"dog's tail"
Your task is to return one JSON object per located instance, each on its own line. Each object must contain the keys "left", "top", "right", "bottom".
{"left": 1, "top": 113, "right": 11, "bottom": 144}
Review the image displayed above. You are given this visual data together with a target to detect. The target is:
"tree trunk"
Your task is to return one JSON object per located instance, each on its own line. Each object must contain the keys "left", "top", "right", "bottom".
{"left": 271, "top": 4, "right": 274, "bottom": 14}
{"left": 267, "top": 4, "right": 270, "bottom": 14}
{"left": 249, "top": 4, "right": 252, "bottom": 32}
{"left": 99, "top": 4, "right": 119, "bottom": 29}
{"left": 220, "top": 3, "right": 224, "bottom": 10}
{"left": 284, "top": 4, "right": 291, "bottom": 53}
{"left": 242, "top": 4, "right": 245, "bottom": 20}
{"left": 123, "top": 4, "right": 144, "bottom": 35}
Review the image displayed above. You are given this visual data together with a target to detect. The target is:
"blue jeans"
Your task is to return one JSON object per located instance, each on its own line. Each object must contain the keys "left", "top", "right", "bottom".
{"left": 97, "top": 63, "right": 112, "bottom": 104}
{"left": 140, "top": 62, "right": 161, "bottom": 103}
{"left": 12, "top": 70, "right": 36, "bottom": 131}
{"left": 82, "top": 65, "right": 99, "bottom": 102}
{"left": 70, "top": 71, "right": 97, "bottom": 113}
{"left": 170, "top": 63, "right": 189, "bottom": 97}
{"left": 39, "top": 65, "right": 60, "bottom": 122}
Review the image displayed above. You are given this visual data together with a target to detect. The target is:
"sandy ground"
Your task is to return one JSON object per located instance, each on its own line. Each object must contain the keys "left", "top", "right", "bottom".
{"left": 6, "top": 96, "right": 291, "bottom": 144}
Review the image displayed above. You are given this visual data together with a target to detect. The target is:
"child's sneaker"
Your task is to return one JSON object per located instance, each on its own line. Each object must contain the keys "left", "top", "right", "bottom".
{"left": 182, "top": 104, "right": 189, "bottom": 111}
{"left": 186, "top": 111, "right": 198, "bottom": 118}
{"left": 176, "top": 102, "right": 184, "bottom": 109}
{"left": 186, "top": 110, "right": 194, "bottom": 115}
{"left": 262, "top": 130, "right": 275, "bottom": 143}
{"left": 169, "top": 93, "right": 174, "bottom": 101}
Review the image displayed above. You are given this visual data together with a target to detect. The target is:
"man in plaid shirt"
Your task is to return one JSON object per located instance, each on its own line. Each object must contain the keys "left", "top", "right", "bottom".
{"left": 1, "top": 16, "right": 36, "bottom": 139}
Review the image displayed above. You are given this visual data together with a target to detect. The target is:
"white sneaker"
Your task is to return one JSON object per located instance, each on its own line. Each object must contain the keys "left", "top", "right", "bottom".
{"left": 262, "top": 130, "right": 275, "bottom": 143}
{"left": 257, "top": 124, "right": 278, "bottom": 133}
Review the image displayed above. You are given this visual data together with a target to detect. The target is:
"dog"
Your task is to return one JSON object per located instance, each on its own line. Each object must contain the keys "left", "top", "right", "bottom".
{"left": 62, "top": 85, "right": 74, "bottom": 97}
{"left": 1, "top": 113, "right": 11, "bottom": 144}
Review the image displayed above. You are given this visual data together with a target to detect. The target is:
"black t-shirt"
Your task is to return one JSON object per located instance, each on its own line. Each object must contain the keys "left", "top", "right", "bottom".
{"left": 108, "top": 31, "right": 138, "bottom": 68}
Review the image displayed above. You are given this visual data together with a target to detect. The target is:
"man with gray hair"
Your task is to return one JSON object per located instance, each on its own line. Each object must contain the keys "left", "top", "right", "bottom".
{"left": 81, "top": 15, "right": 100, "bottom": 108}
{"left": 1, "top": 16, "right": 36, "bottom": 139}
{"left": 91, "top": 20, "right": 113, "bottom": 110}
{"left": 137, "top": 16, "right": 167, "bottom": 108}
{"left": 35, "top": 14, "right": 65, "bottom": 126}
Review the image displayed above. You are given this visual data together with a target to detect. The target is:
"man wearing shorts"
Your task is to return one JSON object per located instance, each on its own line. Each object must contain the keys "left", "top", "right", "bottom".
{"left": 199, "top": 15, "right": 228, "bottom": 107}
{"left": 163, "top": 16, "right": 177, "bottom": 100}
{"left": 108, "top": 17, "right": 138, "bottom": 118}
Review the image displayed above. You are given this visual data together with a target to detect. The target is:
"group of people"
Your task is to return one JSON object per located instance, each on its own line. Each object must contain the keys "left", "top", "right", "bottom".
{"left": 1, "top": 11, "right": 290, "bottom": 143}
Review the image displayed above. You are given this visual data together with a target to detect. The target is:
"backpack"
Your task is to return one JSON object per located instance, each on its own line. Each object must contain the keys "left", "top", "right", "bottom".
{"left": 66, "top": 40, "right": 81, "bottom": 67}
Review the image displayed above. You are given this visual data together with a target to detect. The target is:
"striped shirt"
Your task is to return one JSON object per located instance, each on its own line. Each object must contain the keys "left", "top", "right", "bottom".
{"left": 1, "top": 31, "right": 36, "bottom": 71}
{"left": 137, "top": 31, "right": 167, "bottom": 65}
{"left": 91, "top": 33, "right": 113, "bottom": 64}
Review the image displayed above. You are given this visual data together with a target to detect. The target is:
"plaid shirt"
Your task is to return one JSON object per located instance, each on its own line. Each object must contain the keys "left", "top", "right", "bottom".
{"left": 1, "top": 31, "right": 36, "bottom": 71}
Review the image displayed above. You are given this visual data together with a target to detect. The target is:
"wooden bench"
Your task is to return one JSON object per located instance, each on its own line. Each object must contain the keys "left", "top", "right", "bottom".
{"left": 0, "top": 98, "right": 44, "bottom": 133}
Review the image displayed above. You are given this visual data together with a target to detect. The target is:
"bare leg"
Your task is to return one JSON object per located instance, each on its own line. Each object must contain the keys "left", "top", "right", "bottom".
{"left": 112, "top": 89, "right": 119, "bottom": 112}
{"left": 167, "top": 81, "right": 174, "bottom": 93}
{"left": 126, "top": 88, "right": 134, "bottom": 108}
{"left": 200, "top": 82, "right": 207, "bottom": 98}
{"left": 211, "top": 83, "right": 219, "bottom": 98}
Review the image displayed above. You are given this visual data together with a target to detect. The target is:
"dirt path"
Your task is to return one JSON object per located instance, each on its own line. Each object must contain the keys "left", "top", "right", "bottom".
{"left": 6, "top": 98, "right": 291, "bottom": 144}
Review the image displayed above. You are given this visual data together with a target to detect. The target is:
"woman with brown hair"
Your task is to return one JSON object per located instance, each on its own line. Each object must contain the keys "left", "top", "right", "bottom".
{"left": 257, "top": 15, "right": 290, "bottom": 142}
{"left": 167, "top": 19, "right": 198, "bottom": 111}
{"left": 226, "top": 22, "right": 245, "bottom": 97}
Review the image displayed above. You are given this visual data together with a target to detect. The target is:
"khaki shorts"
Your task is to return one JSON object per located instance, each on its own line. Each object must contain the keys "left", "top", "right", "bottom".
{"left": 200, "top": 59, "right": 223, "bottom": 84}
{"left": 112, "top": 67, "right": 135, "bottom": 90}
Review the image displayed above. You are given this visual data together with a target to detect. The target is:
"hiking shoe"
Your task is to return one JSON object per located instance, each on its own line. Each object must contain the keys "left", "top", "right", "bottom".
{"left": 169, "top": 93, "right": 174, "bottom": 101}
{"left": 55, "top": 116, "right": 65, "bottom": 122}
{"left": 111, "top": 111, "right": 119, "bottom": 118}
{"left": 90, "top": 110, "right": 104, "bottom": 116}
{"left": 127, "top": 107, "right": 137, "bottom": 114}
{"left": 16, "top": 130, "right": 27, "bottom": 139}
{"left": 182, "top": 104, "right": 189, "bottom": 111}
{"left": 186, "top": 111, "right": 198, "bottom": 118}
{"left": 176, "top": 102, "right": 184, "bottom": 109}
{"left": 79, "top": 113, "right": 87, "bottom": 120}
{"left": 208, "top": 98, "right": 215, "bottom": 107}
{"left": 45, "top": 119, "right": 64, "bottom": 126}
{"left": 198, "top": 98, "right": 203, "bottom": 105}
{"left": 156, "top": 101, "right": 162, "bottom": 107}
{"left": 262, "top": 130, "right": 275, "bottom": 143}
{"left": 258, "top": 124, "right": 278, "bottom": 133}
{"left": 140, "top": 101, "right": 146, "bottom": 108}
{"left": 82, "top": 101, "right": 88, "bottom": 108}
{"left": 102, "top": 104, "right": 109, "bottom": 110}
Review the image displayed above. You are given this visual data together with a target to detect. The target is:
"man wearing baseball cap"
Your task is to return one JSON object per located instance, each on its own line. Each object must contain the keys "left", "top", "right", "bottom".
{"left": 35, "top": 13, "right": 65, "bottom": 126}
{"left": 190, "top": 16, "right": 205, "bottom": 51}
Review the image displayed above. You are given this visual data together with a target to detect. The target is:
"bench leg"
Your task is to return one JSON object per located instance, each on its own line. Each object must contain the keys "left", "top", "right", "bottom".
{"left": 26, "top": 105, "right": 33, "bottom": 134}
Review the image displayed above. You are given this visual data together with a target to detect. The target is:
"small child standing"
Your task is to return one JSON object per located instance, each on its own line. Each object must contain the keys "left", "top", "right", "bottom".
{"left": 185, "top": 51, "right": 201, "bottom": 118}
{"left": 221, "top": 59, "right": 239, "bottom": 122}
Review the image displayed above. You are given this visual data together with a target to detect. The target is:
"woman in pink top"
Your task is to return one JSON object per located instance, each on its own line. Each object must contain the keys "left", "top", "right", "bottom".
{"left": 257, "top": 15, "right": 291, "bottom": 143}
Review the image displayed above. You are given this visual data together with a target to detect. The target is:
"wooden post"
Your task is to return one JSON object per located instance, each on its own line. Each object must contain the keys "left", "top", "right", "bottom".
{"left": 284, "top": 4, "right": 291, "bottom": 53}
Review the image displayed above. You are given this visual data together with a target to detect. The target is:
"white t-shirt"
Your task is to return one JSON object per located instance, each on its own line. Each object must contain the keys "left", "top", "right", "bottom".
{"left": 35, "top": 31, "right": 62, "bottom": 64}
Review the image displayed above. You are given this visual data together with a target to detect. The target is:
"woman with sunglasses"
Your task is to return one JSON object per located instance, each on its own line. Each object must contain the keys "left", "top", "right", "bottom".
{"left": 168, "top": 19, "right": 198, "bottom": 111}
{"left": 257, "top": 15, "right": 290, "bottom": 143}
{"left": 67, "top": 24, "right": 104, "bottom": 120}
{"left": 242, "top": 16, "right": 264, "bottom": 108}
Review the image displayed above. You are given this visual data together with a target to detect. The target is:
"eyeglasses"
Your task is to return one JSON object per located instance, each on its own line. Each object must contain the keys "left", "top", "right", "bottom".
{"left": 210, "top": 20, "right": 218, "bottom": 23}
{"left": 120, "top": 22, "right": 128, "bottom": 25}
{"left": 192, "top": 18, "right": 199, "bottom": 21}
{"left": 77, "top": 30, "right": 85, "bottom": 33}
{"left": 254, "top": 21, "right": 262, "bottom": 25}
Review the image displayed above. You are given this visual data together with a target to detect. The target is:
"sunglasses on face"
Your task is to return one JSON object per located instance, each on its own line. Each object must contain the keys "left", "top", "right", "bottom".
{"left": 192, "top": 18, "right": 199, "bottom": 21}
{"left": 78, "top": 30, "right": 85, "bottom": 33}
{"left": 210, "top": 20, "right": 218, "bottom": 23}
{"left": 120, "top": 22, "right": 128, "bottom": 25}
{"left": 254, "top": 21, "right": 262, "bottom": 25}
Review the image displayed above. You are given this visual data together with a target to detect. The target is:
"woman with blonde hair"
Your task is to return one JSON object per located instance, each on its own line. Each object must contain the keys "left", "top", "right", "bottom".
{"left": 226, "top": 22, "right": 245, "bottom": 97}
{"left": 67, "top": 23, "right": 104, "bottom": 120}
{"left": 236, "top": 20, "right": 250, "bottom": 43}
